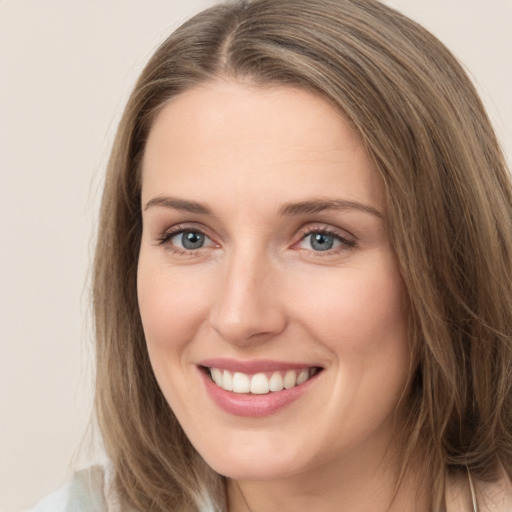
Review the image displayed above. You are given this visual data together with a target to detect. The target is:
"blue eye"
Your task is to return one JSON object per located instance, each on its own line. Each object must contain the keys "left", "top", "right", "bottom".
{"left": 170, "top": 230, "right": 210, "bottom": 250}
{"left": 297, "top": 230, "right": 354, "bottom": 253}
{"left": 308, "top": 233, "right": 336, "bottom": 251}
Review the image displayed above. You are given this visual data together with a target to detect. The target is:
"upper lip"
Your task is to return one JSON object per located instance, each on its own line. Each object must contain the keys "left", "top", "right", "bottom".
{"left": 199, "top": 358, "right": 322, "bottom": 374}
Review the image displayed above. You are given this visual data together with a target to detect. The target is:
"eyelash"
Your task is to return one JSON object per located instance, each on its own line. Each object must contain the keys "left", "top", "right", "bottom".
{"left": 155, "top": 224, "right": 215, "bottom": 256}
{"left": 295, "top": 226, "right": 357, "bottom": 255}
{"left": 155, "top": 224, "right": 356, "bottom": 256}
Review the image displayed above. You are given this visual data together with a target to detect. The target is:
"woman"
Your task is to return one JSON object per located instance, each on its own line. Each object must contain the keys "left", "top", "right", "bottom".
{"left": 31, "top": 0, "right": 512, "bottom": 510}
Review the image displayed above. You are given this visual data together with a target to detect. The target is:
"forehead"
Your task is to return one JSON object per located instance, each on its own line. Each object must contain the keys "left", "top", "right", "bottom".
{"left": 141, "top": 80, "right": 384, "bottom": 212}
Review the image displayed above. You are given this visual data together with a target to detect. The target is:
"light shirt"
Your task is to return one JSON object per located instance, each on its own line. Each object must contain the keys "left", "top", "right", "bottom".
{"left": 26, "top": 464, "right": 216, "bottom": 512}
{"left": 25, "top": 466, "right": 114, "bottom": 512}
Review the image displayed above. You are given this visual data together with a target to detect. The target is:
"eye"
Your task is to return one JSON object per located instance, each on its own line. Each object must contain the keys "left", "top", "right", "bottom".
{"left": 171, "top": 230, "right": 209, "bottom": 250}
{"left": 296, "top": 228, "right": 356, "bottom": 253}
{"left": 303, "top": 232, "right": 339, "bottom": 251}
{"left": 157, "top": 226, "right": 217, "bottom": 253}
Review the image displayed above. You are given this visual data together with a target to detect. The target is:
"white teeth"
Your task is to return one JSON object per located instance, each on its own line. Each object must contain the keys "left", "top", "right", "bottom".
{"left": 297, "top": 369, "right": 309, "bottom": 385}
{"left": 211, "top": 368, "right": 223, "bottom": 386}
{"left": 222, "top": 370, "right": 233, "bottom": 391}
{"left": 283, "top": 370, "right": 297, "bottom": 389}
{"left": 232, "top": 372, "right": 250, "bottom": 393}
{"left": 250, "top": 373, "right": 270, "bottom": 394}
{"left": 209, "top": 367, "right": 318, "bottom": 394}
{"left": 269, "top": 371, "right": 284, "bottom": 392}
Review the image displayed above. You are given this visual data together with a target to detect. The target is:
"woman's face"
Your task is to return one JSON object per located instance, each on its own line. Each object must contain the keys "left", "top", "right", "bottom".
{"left": 138, "top": 80, "right": 410, "bottom": 481}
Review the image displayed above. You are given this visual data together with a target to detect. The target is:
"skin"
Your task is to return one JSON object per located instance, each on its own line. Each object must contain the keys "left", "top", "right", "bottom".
{"left": 137, "top": 80, "right": 422, "bottom": 511}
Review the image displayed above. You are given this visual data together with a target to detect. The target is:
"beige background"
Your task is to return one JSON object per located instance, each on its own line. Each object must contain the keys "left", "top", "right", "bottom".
{"left": 1, "top": 1, "right": 510, "bottom": 511}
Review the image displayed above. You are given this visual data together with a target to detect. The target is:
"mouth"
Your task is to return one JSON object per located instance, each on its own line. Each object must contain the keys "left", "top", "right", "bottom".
{"left": 198, "top": 360, "right": 324, "bottom": 417}
{"left": 202, "top": 366, "right": 322, "bottom": 394}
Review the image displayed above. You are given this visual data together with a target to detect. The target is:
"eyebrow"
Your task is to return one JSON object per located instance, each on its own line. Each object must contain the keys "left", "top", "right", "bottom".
{"left": 144, "top": 196, "right": 383, "bottom": 219}
{"left": 144, "top": 196, "right": 212, "bottom": 215}
{"left": 279, "top": 199, "right": 384, "bottom": 219}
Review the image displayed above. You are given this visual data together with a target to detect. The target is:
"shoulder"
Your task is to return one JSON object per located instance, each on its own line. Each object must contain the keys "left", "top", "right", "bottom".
{"left": 25, "top": 462, "right": 217, "bottom": 512}
{"left": 25, "top": 464, "right": 124, "bottom": 512}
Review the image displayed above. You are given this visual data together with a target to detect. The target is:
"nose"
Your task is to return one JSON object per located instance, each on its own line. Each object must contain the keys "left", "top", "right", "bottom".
{"left": 209, "top": 250, "right": 287, "bottom": 346}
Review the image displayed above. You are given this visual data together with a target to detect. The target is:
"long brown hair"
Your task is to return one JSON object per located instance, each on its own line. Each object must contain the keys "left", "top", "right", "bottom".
{"left": 92, "top": 1, "right": 512, "bottom": 510}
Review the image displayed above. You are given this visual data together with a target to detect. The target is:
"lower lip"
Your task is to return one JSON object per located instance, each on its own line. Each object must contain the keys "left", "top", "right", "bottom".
{"left": 199, "top": 368, "right": 319, "bottom": 417}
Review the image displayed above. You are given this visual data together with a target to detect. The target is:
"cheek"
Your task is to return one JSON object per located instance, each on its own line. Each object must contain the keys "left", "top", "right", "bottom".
{"left": 137, "top": 262, "right": 210, "bottom": 358}
{"left": 289, "top": 259, "right": 410, "bottom": 426}
{"left": 291, "top": 265, "right": 410, "bottom": 445}
{"left": 290, "top": 262, "right": 408, "bottom": 354}
{"left": 136, "top": 262, "right": 215, "bottom": 418}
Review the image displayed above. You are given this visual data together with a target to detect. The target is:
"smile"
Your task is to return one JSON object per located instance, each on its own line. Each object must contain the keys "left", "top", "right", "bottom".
{"left": 207, "top": 367, "right": 320, "bottom": 394}
{"left": 199, "top": 360, "right": 324, "bottom": 416}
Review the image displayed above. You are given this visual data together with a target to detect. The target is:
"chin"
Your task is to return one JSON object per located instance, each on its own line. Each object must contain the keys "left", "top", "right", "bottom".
{"left": 196, "top": 434, "right": 318, "bottom": 482}
{"left": 209, "top": 457, "right": 303, "bottom": 482}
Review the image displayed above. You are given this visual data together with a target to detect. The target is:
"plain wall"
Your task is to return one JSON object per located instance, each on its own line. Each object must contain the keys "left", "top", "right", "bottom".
{"left": 0, "top": 1, "right": 510, "bottom": 511}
